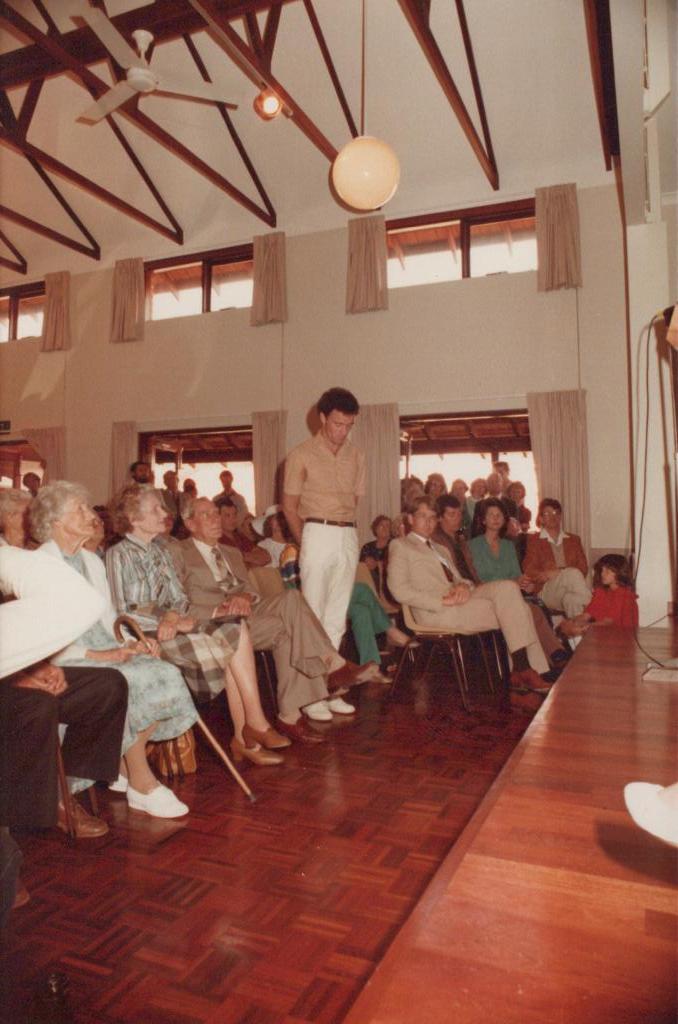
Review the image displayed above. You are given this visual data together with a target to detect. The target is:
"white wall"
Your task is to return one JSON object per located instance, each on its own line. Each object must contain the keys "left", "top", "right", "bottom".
{"left": 0, "top": 184, "right": 630, "bottom": 553}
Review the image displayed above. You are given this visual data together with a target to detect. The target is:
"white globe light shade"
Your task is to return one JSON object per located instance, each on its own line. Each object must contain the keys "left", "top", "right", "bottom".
{"left": 331, "top": 136, "right": 400, "bottom": 211}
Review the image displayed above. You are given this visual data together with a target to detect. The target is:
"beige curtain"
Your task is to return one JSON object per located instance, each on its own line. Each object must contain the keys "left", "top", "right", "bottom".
{"left": 346, "top": 215, "right": 388, "bottom": 314}
{"left": 251, "top": 232, "right": 288, "bottom": 326}
{"left": 110, "top": 258, "right": 145, "bottom": 343}
{"left": 40, "top": 271, "right": 70, "bottom": 352}
{"left": 110, "top": 421, "right": 137, "bottom": 498}
{"left": 536, "top": 183, "right": 582, "bottom": 292}
{"left": 349, "top": 402, "right": 401, "bottom": 544}
{"left": 252, "top": 410, "right": 288, "bottom": 514}
{"left": 527, "top": 389, "right": 591, "bottom": 555}
{"left": 22, "top": 427, "right": 66, "bottom": 482}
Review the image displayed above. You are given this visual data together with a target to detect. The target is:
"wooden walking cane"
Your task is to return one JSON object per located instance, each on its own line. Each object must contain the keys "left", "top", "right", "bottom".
{"left": 113, "top": 615, "right": 256, "bottom": 803}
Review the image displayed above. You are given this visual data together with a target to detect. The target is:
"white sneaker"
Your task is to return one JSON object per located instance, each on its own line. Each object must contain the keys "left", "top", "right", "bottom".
{"left": 126, "top": 784, "right": 188, "bottom": 819}
{"left": 109, "top": 773, "right": 128, "bottom": 793}
{"left": 624, "top": 782, "right": 678, "bottom": 847}
{"left": 327, "top": 697, "right": 356, "bottom": 715}
{"left": 304, "top": 700, "right": 333, "bottom": 722}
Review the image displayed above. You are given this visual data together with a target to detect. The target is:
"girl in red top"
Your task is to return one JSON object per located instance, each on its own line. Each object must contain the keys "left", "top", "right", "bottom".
{"left": 581, "top": 554, "right": 639, "bottom": 627}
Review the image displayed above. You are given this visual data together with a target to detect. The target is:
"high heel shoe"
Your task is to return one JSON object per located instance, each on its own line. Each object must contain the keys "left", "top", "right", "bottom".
{"left": 230, "top": 737, "right": 284, "bottom": 766}
{"left": 242, "top": 723, "right": 291, "bottom": 750}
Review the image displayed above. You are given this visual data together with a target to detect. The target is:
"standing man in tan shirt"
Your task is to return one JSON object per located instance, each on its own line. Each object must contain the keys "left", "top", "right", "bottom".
{"left": 283, "top": 387, "right": 372, "bottom": 721}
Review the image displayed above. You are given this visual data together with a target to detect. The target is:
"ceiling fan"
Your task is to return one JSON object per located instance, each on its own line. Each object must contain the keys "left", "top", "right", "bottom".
{"left": 72, "top": 5, "right": 238, "bottom": 123}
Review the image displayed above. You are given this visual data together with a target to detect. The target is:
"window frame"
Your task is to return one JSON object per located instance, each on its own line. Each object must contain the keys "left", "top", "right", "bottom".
{"left": 0, "top": 280, "right": 46, "bottom": 342}
{"left": 145, "top": 244, "right": 254, "bottom": 319}
{"left": 386, "top": 198, "right": 536, "bottom": 283}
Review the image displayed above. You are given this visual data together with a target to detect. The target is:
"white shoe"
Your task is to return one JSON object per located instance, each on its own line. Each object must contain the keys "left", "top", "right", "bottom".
{"left": 327, "top": 697, "right": 356, "bottom": 715}
{"left": 303, "top": 700, "right": 333, "bottom": 722}
{"left": 109, "top": 773, "right": 128, "bottom": 793}
{"left": 126, "top": 784, "right": 188, "bottom": 819}
{"left": 624, "top": 782, "right": 678, "bottom": 847}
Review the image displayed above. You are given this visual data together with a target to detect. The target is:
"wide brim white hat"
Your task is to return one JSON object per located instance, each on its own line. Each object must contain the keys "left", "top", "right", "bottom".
{"left": 251, "top": 504, "right": 280, "bottom": 537}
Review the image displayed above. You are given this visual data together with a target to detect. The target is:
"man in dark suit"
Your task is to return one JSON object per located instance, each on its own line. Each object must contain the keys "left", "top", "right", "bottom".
{"left": 170, "top": 498, "right": 378, "bottom": 743}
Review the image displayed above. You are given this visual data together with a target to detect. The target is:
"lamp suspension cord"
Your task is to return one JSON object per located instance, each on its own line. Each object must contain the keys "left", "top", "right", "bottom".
{"left": 360, "top": 0, "right": 366, "bottom": 136}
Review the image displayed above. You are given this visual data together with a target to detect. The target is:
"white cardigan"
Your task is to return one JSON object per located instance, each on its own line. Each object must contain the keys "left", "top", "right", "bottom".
{"left": 39, "top": 540, "right": 119, "bottom": 663}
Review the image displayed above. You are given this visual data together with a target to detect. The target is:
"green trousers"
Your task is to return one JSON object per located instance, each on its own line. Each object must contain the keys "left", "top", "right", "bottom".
{"left": 348, "top": 582, "right": 392, "bottom": 665}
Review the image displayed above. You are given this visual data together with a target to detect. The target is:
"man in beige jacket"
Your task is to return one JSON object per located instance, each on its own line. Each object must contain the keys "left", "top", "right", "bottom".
{"left": 387, "top": 496, "right": 550, "bottom": 693}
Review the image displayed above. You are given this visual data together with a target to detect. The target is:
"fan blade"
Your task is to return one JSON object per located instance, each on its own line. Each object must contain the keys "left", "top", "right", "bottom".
{"left": 78, "top": 81, "right": 138, "bottom": 123}
{"left": 77, "top": 7, "right": 141, "bottom": 70}
{"left": 153, "top": 73, "right": 238, "bottom": 109}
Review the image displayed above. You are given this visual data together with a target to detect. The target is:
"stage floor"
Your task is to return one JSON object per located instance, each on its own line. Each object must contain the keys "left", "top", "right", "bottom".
{"left": 345, "top": 626, "right": 678, "bottom": 1024}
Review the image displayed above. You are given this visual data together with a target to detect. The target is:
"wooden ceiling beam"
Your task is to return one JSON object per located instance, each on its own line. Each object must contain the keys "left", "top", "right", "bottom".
{"left": 0, "top": 3, "right": 274, "bottom": 227}
{"left": 454, "top": 1, "right": 497, "bottom": 188}
{"left": 16, "top": 78, "right": 43, "bottom": 134}
{"left": 0, "top": 228, "right": 27, "bottom": 274}
{"left": 188, "top": 0, "right": 338, "bottom": 161}
{"left": 262, "top": 3, "right": 282, "bottom": 67}
{"left": 397, "top": 0, "right": 498, "bottom": 190}
{"left": 182, "top": 32, "right": 276, "bottom": 223}
{"left": 302, "top": 0, "right": 358, "bottom": 138}
{"left": 243, "top": 11, "right": 265, "bottom": 61}
{"left": 0, "top": 203, "right": 99, "bottom": 258}
{"left": 0, "top": 0, "right": 296, "bottom": 90}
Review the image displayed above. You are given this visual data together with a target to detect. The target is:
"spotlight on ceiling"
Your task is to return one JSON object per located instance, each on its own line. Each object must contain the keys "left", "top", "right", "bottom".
{"left": 253, "top": 88, "right": 282, "bottom": 120}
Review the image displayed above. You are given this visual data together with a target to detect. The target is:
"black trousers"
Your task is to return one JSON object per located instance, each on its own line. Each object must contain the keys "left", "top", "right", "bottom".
{"left": 0, "top": 666, "right": 128, "bottom": 830}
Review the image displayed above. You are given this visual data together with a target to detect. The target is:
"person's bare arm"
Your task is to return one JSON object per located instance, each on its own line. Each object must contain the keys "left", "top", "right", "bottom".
{"left": 242, "top": 546, "right": 271, "bottom": 567}
{"left": 282, "top": 493, "right": 304, "bottom": 545}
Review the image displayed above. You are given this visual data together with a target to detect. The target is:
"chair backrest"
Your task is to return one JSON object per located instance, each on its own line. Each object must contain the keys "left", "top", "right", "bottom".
{"left": 401, "top": 603, "right": 418, "bottom": 631}
{"left": 248, "top": 566, "right": 285, "bottom": 599}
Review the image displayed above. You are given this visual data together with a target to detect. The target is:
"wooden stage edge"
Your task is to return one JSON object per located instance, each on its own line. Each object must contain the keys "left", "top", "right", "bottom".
{"left": 344, "top": 625, "right": 678, "bottom": 1024}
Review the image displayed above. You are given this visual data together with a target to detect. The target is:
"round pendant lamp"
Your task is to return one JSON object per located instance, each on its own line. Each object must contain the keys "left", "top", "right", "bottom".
{"left": 330, "top": 0, "right": 399, "bottom": 212}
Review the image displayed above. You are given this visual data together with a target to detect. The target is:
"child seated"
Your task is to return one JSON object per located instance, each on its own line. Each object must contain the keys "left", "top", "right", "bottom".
{"left": 575, "top": 554, "right": 638, "bottom": 628}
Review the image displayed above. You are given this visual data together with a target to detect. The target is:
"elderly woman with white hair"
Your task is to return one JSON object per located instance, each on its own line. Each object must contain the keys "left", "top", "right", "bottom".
{"left": 31, "top": 481, "right": 198, "bottom": 818}
{"left": 0, "top": 488, "right": 31, "bottom": 548}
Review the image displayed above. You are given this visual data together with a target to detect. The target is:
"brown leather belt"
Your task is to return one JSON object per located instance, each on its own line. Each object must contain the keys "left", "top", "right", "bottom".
{"left": 305, "top": 517, "right": 356, "bottom": 528}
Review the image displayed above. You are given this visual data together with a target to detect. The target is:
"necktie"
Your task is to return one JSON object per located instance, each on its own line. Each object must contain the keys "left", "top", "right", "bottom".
{"left": 212, "top": 546, "right": 235, "bottom": 586}
{"left": 426, "top": 540, "right": 456, "bottom": 584}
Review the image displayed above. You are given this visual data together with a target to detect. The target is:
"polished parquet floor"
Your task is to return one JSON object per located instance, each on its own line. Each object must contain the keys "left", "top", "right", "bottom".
{"left": 1, "top": 654, "right": 536, "bottom": 1024}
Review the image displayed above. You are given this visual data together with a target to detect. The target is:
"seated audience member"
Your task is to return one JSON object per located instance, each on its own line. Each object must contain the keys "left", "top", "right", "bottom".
{"left": 493, "top": 461, "right": 512, "bottom": 493}
{"left": 523, "top": 498, "right": 592, "bottom": 619}
{"left": 0, "top": 488, "right": 31, "bottom": 548}
{"left": 465, "top": 478, "right": 486, "bottom": 528}
{"left": 466, "top": 498, "right": 569, "bottom": 668}
{"left": 171, "top": 496, "right": 378, "bottom": 735}
{"left": 424, "top": 473, "right": 447, "bottom": 503}
{"left": 433, "top": 495, "right": 478, "bottom": 582}
{"left": 575, "top": 554, "right": 638, "bottom": 629}
{"left": 106, "top": 487, "right": 312, "bottom": 761}
{"left": 32, "top": 482, "right": 197, "bottom": 818}
{"left": 213, "top": 469, "right": 249, "bottom": 524}
{"left": 82, "top": 512, "right": 106, "bottom": 558}
{"left": 253, "top": 507, "right": 292, "bottom": 567}
{"left": 387, "top": 496, "right": 551, "bottom": 695}
{"left": 450, "top": 479, "right": 472, "bottom": 533}
{"left": 21, "top": 472, "right": 41, "bottom": 498}
{"left": 219, "top": 499, "right": 271, "bottom": 567}
{"left": 182, "top": 478, "right": 198, "bottom": 499}
{"left": 360, "top": 514, "right": 392, "bottom": 593}
{"left": 129, "top": 460, "right": 154, "bottom": 485}
{"left": 160, "top": 470, "right": 180, "bottom": 521}
{"left": 400, "top": 476, "right": 425, "bottom": 511}
{"left": 391, "top": 513, "right": 408, "bottom": 539}
{"left": 0, "top": 546, "right": 128, "bottom": 919}
{"left": 507, "top": 481, "right": 531, "bottom": 525}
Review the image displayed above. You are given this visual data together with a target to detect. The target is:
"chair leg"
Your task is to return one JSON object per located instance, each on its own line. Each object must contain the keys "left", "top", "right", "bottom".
{"left": 388, "top": 639, "right": 418, "bottom": 701}
{"left": 477, "top": 635, "right": 496, "bottom": 694}
{"left": 55, "top": 746, "right": 76, "bottom": 840}
{"left": 448, "top": 638, "right": 471, "bottom": 712}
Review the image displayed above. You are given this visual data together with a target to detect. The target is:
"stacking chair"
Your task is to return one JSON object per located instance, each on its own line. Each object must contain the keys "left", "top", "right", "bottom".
{"left": 389, "top": 604, "right": 504, "bottom": 711}
{"left": 247, "top": 567, "right": 284, "bottom": 717}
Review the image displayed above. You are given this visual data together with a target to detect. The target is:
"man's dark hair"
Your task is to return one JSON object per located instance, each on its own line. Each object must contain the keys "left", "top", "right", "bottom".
{"left": 129, "top": 460, "right": 150, "bottom": 474}
{"left": 538, "top": 497, "right": 562, "bottom": 515}
{"left": 215, "top": 496, "right": 236, "bottom": 511}
{"left": 317, "top": 387, "right": 359, "bottom": 417}
{"left": 436, "top": 494, "right": 461, "bottom": 515}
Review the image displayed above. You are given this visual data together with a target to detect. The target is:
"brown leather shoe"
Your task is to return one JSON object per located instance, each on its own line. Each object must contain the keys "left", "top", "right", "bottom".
{"left": 327, "top": 660, "right": 379, "bottom": 693}
{"left": 230, "top": 738, "right": 284, "bottom": 765}
{"left": 57, "top": 800, "right": 109, "bottom": 838}
{"left": 510, "top": 669, "right": 552, "bottom": 696}
{"left": 242, "top": 723, "right": 291, "bottom": 750}
{"left": 275, "top": 717, "right": 326, "bottom": 744}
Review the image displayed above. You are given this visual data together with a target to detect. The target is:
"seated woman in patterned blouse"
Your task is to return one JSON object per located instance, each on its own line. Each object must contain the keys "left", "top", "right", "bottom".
{"left": 32, "top": 481, "right": 197, "bottom": 818}
{"left": 107, "top": 484, "right": 287, "bottom": 767}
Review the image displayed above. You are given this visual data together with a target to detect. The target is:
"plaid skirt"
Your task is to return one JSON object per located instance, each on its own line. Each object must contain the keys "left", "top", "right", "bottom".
{"left": 160, "top": 619, "right": 242, "bottom": 700}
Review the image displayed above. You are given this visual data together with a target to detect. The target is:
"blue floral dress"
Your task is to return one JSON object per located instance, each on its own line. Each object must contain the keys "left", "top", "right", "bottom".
{"left": 59, "top": 552, "right": 197, "bottom": 747}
